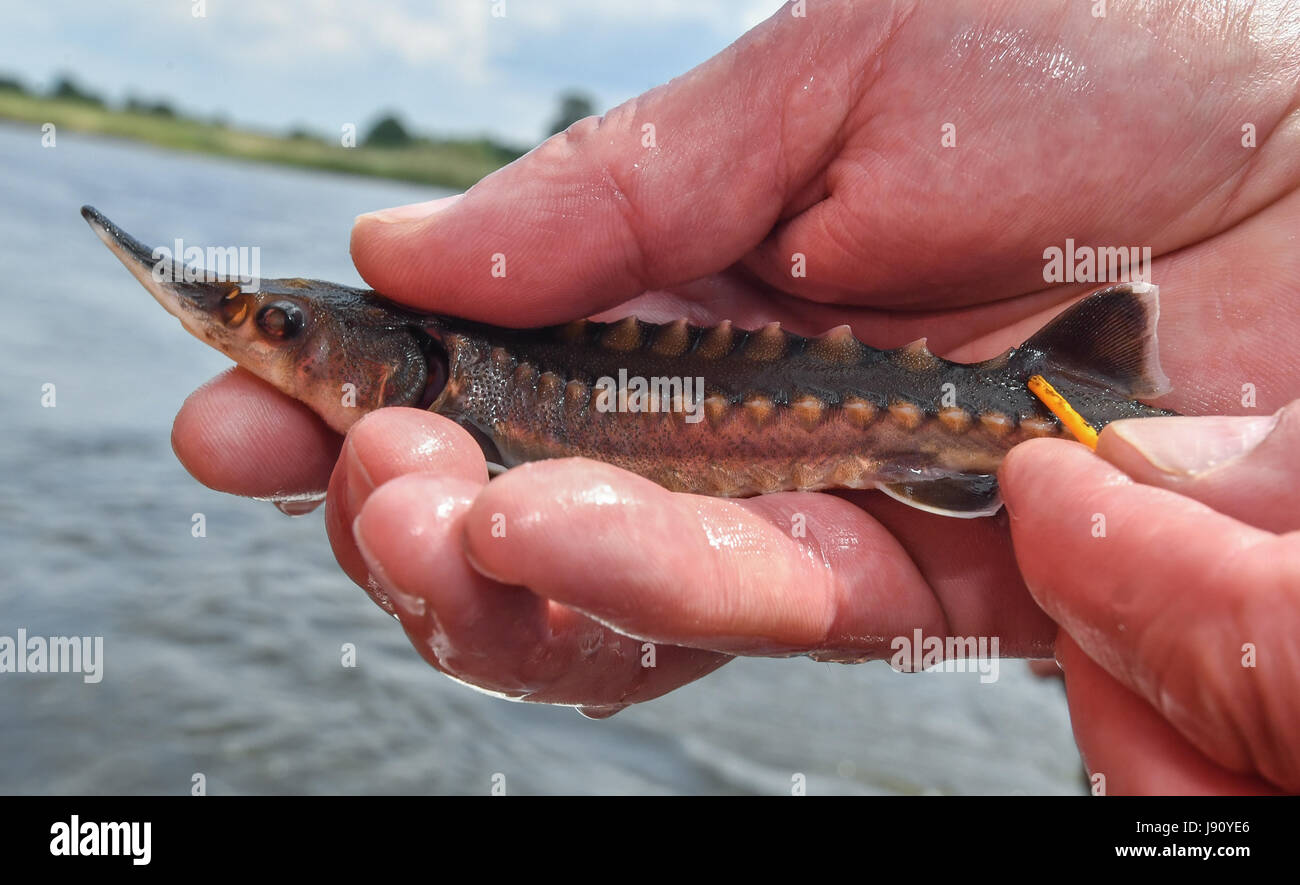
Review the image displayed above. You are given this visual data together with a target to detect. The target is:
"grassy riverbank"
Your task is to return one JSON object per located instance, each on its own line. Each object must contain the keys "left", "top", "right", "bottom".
{"left": 0, "top": 91, "right": 523, "bottom": 189}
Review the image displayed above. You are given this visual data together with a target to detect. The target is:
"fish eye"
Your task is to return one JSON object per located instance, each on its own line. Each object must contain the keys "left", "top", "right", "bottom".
{"left": 256, "top": 302, "right": 305, "bottom": 340}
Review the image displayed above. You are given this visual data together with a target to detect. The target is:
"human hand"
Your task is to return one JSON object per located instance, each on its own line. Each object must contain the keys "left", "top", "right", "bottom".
{"left": 1000, "top": 404, "right": 1300, "bottom": 794}
{"left": 173, "top": 0, "right": 1300, "bottom": 713}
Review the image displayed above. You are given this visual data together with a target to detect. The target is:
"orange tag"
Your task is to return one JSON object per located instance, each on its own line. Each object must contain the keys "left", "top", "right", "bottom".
{"left": 1027, "top": 375, "right": 1099, "bottom": 450}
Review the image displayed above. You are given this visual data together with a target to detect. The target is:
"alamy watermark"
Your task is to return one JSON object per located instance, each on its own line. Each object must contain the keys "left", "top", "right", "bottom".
{"left": 1042, "top": 238, "right": 1151, "bottom": 285}
{"left": 152, "top": 238, "right": 262, "bottom": 292}
{"left": 0, "top": 628, "right": 103, "bottom": 683}
{"left": 593, "top": 370, "right": 706, "bottom": 424}
{"left": 889, "top": 628, "right": 1000, "bottom": 683}
{"left": 50, "top": 815, "right": 150, "bottom": 865}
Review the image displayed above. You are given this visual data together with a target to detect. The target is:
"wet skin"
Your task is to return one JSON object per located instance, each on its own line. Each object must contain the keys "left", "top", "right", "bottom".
{"left": 168, "top": 1, "right": 1300, "bottom": 791}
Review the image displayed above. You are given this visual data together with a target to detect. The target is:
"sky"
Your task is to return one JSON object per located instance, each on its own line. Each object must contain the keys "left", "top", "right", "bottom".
{"left": 4, "top": 0, "right": 783, "bottom": 146}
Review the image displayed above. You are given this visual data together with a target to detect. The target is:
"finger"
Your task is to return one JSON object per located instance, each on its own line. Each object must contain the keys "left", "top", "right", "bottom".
{"left": 349, "top": 5, "right": 880, "bottom": 325}
{"left": 1098, "top": 402, "right": 1297, "bottom": 532}
{"left": 1057, "top": 632, "right": 1279, "bottom": 795}
{"left": 1001, "top": 438, "right": 1300, "bottom": 789}
{"left": 843, "top": 491, "right": 1059, "bottom": 659}
{"left": 353, "top": 473, "right": 729, "bottom": 708}
{"left": 1028, "top": 659, "right": 1063, "bottom": 679}
{"left": 171, "top": 367, "right": 341, "bottom": 499}
{"left": 745, "top": 7, "right": 1300, "bottom": 309}
{"left": 459, "top": 459, "right": 1053, "bottom": 659}
{"left": 323, "top": 408, "right": 488, "bottom": 594}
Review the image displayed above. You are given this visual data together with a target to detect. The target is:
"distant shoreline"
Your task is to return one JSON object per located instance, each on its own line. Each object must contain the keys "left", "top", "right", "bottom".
{"left": 0, "top": 91, "right": 523, "bottom": 190}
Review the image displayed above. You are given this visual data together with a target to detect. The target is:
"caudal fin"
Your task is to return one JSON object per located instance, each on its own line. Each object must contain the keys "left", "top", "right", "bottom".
{"left": 1022, "top": 282, "right": 1171, "bottom": 398}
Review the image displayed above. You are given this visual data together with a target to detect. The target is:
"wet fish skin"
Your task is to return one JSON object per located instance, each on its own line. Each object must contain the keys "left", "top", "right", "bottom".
{"left": 427, "top": 289, "right": 1176, "bottom": 513}
{"left": 82, "top": 206, "right": 1177, "bottom": 517}
{"left": 81, "top": 206, "right": 430, "bottom": 432}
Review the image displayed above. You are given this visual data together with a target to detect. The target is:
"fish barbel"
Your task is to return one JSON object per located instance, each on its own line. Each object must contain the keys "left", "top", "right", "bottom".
{"left": 82, "top": 206, "right": 1176, "bottom": 517}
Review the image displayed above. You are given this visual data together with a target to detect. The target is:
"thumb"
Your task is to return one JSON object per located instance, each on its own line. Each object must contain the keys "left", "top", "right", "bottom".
{"left": 1000, "top": 423, "right": 1300, "bottom": 788}
{"left": 349, "top": 4, "right": 875, "bottom": 325}
{"left": 1055, "top": 631, "right": 1280, "bottom": 794}
{"left": 1096, "top": 401, "right": 1296, "bottom": 533}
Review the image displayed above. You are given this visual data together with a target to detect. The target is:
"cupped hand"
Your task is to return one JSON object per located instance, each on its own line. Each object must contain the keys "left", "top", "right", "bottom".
{"left": 172, "top": 0, "right": 1300, "bottom": 717}
{"left": 1000, "top": 403, "right": 1300, "bottom": 794}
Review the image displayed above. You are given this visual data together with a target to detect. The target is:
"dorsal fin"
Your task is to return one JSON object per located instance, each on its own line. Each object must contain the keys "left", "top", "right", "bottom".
{"left": 1023, "top": 282, "right": 1170, "bottom": 397}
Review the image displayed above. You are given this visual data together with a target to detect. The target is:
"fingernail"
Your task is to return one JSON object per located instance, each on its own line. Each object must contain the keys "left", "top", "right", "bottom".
{"left": 1110, "top": 414, "right": 1279, "bottom": 477}
{"left": 461, "top": 544, "right": 510, "bottom": 585}
{"left": 344, "top": 436, "right": 376, "bottom": 515}
{"left": 352, "top": 513, "right": 427, "bottom": 620}
{"left": 355, "top": 193, "right": 463, "bottom": 225}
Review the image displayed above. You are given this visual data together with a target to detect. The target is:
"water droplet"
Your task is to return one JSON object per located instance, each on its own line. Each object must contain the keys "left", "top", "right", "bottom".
{"left": 576, "top": 704, "right": 625, "bottom": 720}
{"left": 262, "top": 492, "right": 326, "bottom": 517}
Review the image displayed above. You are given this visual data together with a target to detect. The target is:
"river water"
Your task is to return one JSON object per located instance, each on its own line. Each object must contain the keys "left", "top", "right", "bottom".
{"left": 0, "top": 122, "right": 1081, "bottom": 794}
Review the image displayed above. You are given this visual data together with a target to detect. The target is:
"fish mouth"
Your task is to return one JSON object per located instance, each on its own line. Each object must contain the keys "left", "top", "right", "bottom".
{"left": 81, "top": 205, "right": 235, "bottom": 337}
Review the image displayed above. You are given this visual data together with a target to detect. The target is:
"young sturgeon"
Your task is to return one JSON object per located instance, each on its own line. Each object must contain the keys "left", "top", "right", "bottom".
{"left": 82, "top": 206, "right": 1176, "bottom": 517}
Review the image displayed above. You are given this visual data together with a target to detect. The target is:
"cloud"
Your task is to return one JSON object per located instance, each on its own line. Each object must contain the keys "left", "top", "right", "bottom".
{"left": 511, "top": 0, "right": 782, "bottom": 33}
{"left": 221, "top": 0, "right": 496, "bottom": 80}
{"left": 2, "top": 0, "right": 785, "bottom": 143}
{"left": 207, "top": 0, "right": 780, "bottom": 75}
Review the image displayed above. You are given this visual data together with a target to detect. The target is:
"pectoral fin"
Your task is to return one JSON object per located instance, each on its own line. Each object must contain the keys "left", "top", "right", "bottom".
{"left": 875, "top": 473, "right": 1003, "bottom": 518}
